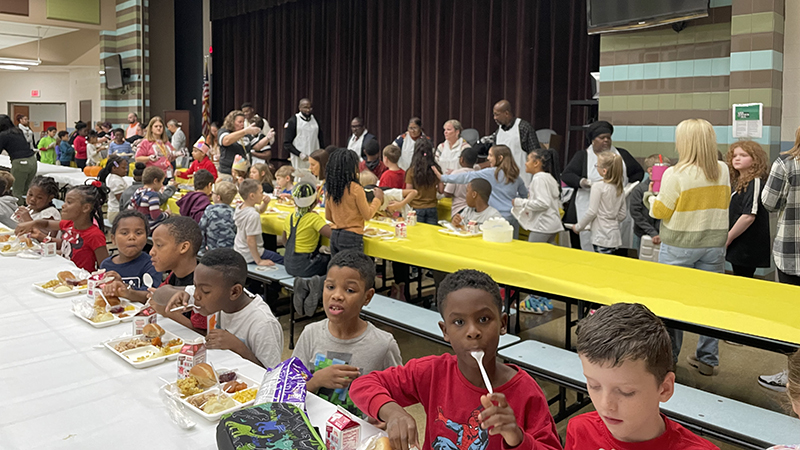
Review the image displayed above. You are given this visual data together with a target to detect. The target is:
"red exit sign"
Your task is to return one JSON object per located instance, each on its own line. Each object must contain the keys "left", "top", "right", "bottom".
{"left": 31, "top": 90, "right": 40, "bottom": 98}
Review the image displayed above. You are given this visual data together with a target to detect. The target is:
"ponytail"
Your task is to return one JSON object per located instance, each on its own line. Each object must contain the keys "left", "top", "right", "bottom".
{"left": 531, "top": 148, "right": 561, "bottom": 190}
{"left": 71, "top": 180, "right": 110, "bottom": 227}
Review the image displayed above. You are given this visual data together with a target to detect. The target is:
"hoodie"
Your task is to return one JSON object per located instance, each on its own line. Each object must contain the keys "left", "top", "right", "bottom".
{"left": 0, "top": 195, "right": 18, "bottom": 218}
{"left": 176, "top": 191, "right": 211, "bottom": 223}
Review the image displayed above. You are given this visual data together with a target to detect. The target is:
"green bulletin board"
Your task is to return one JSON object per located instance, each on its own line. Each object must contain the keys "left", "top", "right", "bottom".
{"left": 46, "top": 0, "right": 100, "bottom": 25}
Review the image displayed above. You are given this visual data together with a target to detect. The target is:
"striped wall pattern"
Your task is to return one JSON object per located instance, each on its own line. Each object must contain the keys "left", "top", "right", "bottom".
{"left": 597, "top": 1, "right": 785, "bottom": 160}
{"left": 100, "top": 0, "right": 149, "bottom": 127}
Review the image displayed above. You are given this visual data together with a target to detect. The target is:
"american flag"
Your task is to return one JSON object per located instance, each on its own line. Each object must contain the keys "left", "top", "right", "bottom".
{"left": 201, "top": 57, "right": 210, "bottom": 136}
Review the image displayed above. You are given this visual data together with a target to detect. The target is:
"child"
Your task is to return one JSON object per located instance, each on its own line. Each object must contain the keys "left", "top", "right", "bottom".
{"left": 86, "top": 130, "right": 103, "bottom": 166}
{"left": 293, "top": 249, "right": 401, "bottom": 414}
{"left": 572, "top": 151, "right": 627, "bottom": 254}
{"left": 101, "top": 154, "right": 130, "bottom": 222}
{"left": 350, "top": 269, "right": 561, "bottom": 450}
{"left": 132, "top": 166, "right": 170, "bottom": 229}
{"left": 725, "top": 140, "right": 771, "bottom": 278}
{"left": 109, "top": 128, "right": 133, "bottom": 162}
{"left": 444, "top": 147, "right": 478, "bottom": 219}
{"left": 231, "top": 154, "right": 249, "bottom": 187}
{"left": 630, "top": 154, "right": 665, "bottom": 248}
{"left": 177, "top": 169, "right": 214, "bottom": 223}
{"left": 16, "top": 182, "right": 109, "bottom": 272}
{"left": 379, "top": 145, "right": 405, "bottom": 189}
{"left": 234, "top": 179, "right": 284, "bottom": 266}
{"left": 165, "top": 248, "right": 283, "bottom": 367}
{"left": 452, "top": 178, "right": 501, "bottom": 228}
{"left": 57, "top": 131, "right": 74, "bottom": 166}
{"left": 359, "top": 139, "right": 387, "bottom": 179}
{"left": 14, "top": 176, "right": 61, "bottom": 223}
{"left": 405, "top": 139, "right": 442, "bottom": 225}
{"left": 199, "top": 180, "right": 237, "bottom": 253}
{"left": 37, "top": 127, "right": 58, "bottom": 165}
{"left": 250, "top": 162, "right": 275, "bottom": 195}
{"left": 512, "top": 148, "right": 563, "bottom": 244}
{"left": 275, "top": 164, "right": 295, "bottom": 194}
{"left": 325, "top": 148, "right": 383, "bottom": 254}
{"left": 283, "top": 182, "right": 332, "bottom": 277}
{"left": 0, "top": 172, "right": 18, "bottom": 218}
{"left": 765, "top": 351, "right": 800, "bottom": 449}
{"left": 100, "top": 210, "right": 162, "bottom": 303}
{"left": 186, "top": 136, "right": 218, "bottom": 180}
{"left": 73, "top": 126, "right": 89, "bottom": 169}
{"left": 566, "top": 303, "right": 718, "bottom": 449}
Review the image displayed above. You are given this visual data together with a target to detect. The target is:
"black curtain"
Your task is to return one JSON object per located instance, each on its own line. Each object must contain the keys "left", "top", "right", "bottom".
{"left": 211, "top": 0, "right": 599, "bottom": 162}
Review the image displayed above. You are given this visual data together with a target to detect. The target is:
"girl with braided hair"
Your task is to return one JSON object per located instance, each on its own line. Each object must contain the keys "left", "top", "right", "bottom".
{"left": 283, "top": 182, "right": 332, "bottom": 277}
{"left": 16, "top": 180, "right": 109, "bottom": 271}
{"left": 15, "top": 175, "right": 61, "bottom": 223}
{"left": 406, "top": 139, "right": 443, "bottom": 225}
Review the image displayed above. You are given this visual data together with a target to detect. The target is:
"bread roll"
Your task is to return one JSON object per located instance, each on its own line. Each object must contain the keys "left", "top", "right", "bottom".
{"left": 189, "top": 363, "right": 217, "bottom": 388}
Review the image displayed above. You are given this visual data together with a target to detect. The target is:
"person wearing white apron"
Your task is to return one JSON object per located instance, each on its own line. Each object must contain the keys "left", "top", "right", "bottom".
{"left": 283, "top": 99, "right": 323, "bottom": 170}
{"left": 561, "top": 121, "right": 645, "bottom": 251}
{"left": 492, "top": 100, "right": 541, "bottom": 185}
{"left": 435, "top": 119, "right": 471, "bottom": 174}
{"left": 346, "top": 117, "right": 376, "bottom": 161}
{"left": 393, "top": 117, "right": 428, "bottom": 171}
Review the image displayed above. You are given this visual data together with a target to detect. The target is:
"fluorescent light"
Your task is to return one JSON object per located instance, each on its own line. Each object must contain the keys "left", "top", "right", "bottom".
{"left": 99, "top": 70, "right": 105, "bottom": 75}
{"left": 0, "top": 57, "right": 40, "bottom": 66}
{"left": 0, "top": 65, "right": 29, "bottom": 71}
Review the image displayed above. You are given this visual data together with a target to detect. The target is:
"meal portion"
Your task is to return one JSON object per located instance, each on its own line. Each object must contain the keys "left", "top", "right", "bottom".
{"left": 167, "top": 363, "right": 260, "bottom": 418}
{"left": 37, "top": 270, "right": 90, "bottom": 295}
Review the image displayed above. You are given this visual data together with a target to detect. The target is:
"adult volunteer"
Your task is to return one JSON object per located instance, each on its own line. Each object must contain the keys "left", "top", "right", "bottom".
{"left": 491, "top": 100, "right": 541, "bottom": 184}
{"left": 562, "top": 121, "right": 644, "bottom": 251}
{"left": 393, "top": 117, "right": 431, "bottom": 171}
{"left": 435, "top": 119, "right": 471, "bottom": 174}
{"left": 0, "top": 115, "right": 36, "bottom": 204}
{"left": 283, "top": 98, "right": 324, "bottom": 170}
{"left": 346, "top": 117, "right": 376, "bottom": 160}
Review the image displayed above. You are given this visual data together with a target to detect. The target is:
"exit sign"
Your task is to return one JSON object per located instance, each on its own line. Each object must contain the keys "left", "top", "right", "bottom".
{"left": 31, "top": 90, "right": 40, "bottom": 98}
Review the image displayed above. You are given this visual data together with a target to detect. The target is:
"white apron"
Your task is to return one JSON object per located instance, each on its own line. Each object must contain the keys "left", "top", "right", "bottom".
{"left": 291, "top": 113, "right": 319, "bottom": 170}
{"left": 575, "top": 145, "right": 635, "bottom": 251}
{"left": 496, "top": 118, "right": 531, "bottom": 184}
{"left": 437, "top": 138, "right": 468, "bottom": 174}
{"left": 398, "top": 134, "right": 417, "bottom": 171}
{"left": 347, "top": 130, "right": 367, "bottom": 161}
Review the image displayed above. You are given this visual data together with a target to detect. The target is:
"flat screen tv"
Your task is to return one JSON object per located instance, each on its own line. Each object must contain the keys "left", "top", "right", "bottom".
{"left": 103, "top": 54, "right": 124, "bottom": 89}
{"left": 587, "top": 0, "right": 709, "bottom": 35}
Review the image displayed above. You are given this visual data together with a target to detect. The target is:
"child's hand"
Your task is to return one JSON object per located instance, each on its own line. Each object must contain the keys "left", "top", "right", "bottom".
{"left": 279, "top": 193, "right": 292, "bottom": 200}
{"left": 652, "top": 235, "right": 661, "bottom": 245}
{"left": 256, "top": 258, "right": 275, "bottom": 267}
{"left": 14, "top": 221, "right": 34, "bottom": 236}
{"left": 430, "top": 166, "right": 442, "bottom": 179}
{"left": 570, "top": 224, "right": 578, "bottom": 234}
{"left": 379, "top": 402, "right": 420, "bottom": 450}
{"left": 312, "top": 364, "right": 361, "bottom": 389}
{"left": 14, "top": 206, "right": 32, "bottom": 223}
{"left": 479, "top": 393, "right": 523, "bottom": 447}
{"left": 103, "top": 280, "right": 129, "bottom": 298}
{"left": 29, "top": 229, "right": 47, "bottom": 243}
{"left": 451, "top": 214, "right": 463, "bottom": 228}
{"left": 266, "top": 128, "right": 275, "bottom": 141}
{"left": 205, "top": 329, "right": 241, "bottom": 351}
{"left": 163, "top": 290, "right": 191, "bottom": 317}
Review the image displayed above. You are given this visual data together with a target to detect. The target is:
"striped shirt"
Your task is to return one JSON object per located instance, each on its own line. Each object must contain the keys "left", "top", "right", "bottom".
{"left": 646, "top": 161, "right": 730, "bottom": 248}
{"left": 131, "top": 187, "right": 167, "bottom": 228}
{"left": 761, "top": 154, "right": 800, "bottom": 275}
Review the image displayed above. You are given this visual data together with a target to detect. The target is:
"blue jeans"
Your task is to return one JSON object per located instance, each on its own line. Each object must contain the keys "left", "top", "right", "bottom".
{"left": 260, "top": 249, "right": 285, "bottom": 265}
{"left": 659, "top": 243, "right": 725, "bottom": 367}
{"left": 415, "top": 207, "right": 438, "bottom": 225}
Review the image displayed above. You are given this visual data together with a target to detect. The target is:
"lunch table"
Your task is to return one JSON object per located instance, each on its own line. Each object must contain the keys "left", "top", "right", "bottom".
{"left": 0, "top": 256, "right": 382, "bottom": 450}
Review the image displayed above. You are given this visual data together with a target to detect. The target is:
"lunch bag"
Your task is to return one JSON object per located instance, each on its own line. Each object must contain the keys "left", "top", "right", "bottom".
{"left": 216, "top": 402, "right": 325, "bottom": 450}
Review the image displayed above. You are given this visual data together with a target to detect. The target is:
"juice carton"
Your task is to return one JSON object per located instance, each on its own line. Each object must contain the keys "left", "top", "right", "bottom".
{"left": 177, "top": 340, "right": 207, "bottom": 379}
{"left": 132, "top": 306, "right": 158, "bottom": 335}
{"left": 326, "top": 406, "right": 361, "bottom": 450}
{"left": 207, "top": 311, "right": 221, "bottom": 331}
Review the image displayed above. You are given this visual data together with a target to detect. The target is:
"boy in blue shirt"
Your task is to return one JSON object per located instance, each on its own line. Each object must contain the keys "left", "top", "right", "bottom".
{"left": 57, "top": 131, "right": 74, "bottom": 166}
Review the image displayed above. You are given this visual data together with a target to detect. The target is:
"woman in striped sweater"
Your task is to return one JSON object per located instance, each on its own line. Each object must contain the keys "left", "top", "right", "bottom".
{"left": 644, "top": 118, "right": 731, "bottom": 377}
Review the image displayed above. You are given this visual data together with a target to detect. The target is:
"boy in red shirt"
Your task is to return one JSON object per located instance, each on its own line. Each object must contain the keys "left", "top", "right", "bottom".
{"left": 379, "top": 145, "right": 405, "bottom": 189}
{"left": 566, "top": 303, "right": 718, "bottom": 450}
{"left": 350, "top": 270, "right": 561, "bottom": 450}
{"left": 185, "top": 136, "right": 218, "bottom": 180}
{"left": 359, "top": 139, "right": 387, "bottom": 179}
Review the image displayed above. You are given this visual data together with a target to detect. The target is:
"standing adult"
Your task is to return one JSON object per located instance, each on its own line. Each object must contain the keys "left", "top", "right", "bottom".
{"left": 241, "top": 102, "right": 271, "bottom": 134}
{"left": 218, "top": 110, "right": 268, "bottom": 178}
{"left": 16, "top": 115, "right": 35, "bottom": 151}
{"left": 242, "top": 103, "right": 275, "bottom": 165}
{"left": 346, "top": 117, "right": 376, "bottom": 160}
{"left": 0, "top": 115, "right": 36, "bottom": 204}
{"left": 435, "top": 119, "right": 471, "bottom": 174}
{"left": 562, "top": 120, "right": 644, "bottom": 251}
{"left": 491, "top": 100, "right": 540, "bottom": 184}
{"left": 644, "top": 118, "right": 730, "bottom": 377}
{"left": 393, "top": 117, "right": 431, "bottom": 171}
{"left": 167, "top": 119, "right": 187, "bottom": 167}
{"left": 134, "top": 116, "right": 176, "bottom": 176}
{"left": 283, "top": 98, "right": 324, "bottom": 170}
{"left": 126, "top": 112, "right": 143, "bottom": 140}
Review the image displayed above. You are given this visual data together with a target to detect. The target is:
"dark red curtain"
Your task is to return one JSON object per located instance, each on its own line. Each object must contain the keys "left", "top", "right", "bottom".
{"left": 211, "top": 0, "right": 599, "bottom": 161}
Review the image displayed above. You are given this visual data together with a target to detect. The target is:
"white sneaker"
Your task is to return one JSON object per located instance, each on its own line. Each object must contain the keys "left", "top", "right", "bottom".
{"left": 758, "top": 370, "right": 788, "bottom": 392}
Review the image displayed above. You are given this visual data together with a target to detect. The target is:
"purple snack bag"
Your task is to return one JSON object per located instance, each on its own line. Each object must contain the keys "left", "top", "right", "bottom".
{"left": 254, "top": 357, "right": 313, "bottom": 407}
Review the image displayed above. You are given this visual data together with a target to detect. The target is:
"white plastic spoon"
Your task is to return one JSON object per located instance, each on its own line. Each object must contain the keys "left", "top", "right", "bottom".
{"left": 470, "top": 350, "right": 493, "bottom": 394}
{"left": 143, "top": 273, "right": 154, "bottom": 289}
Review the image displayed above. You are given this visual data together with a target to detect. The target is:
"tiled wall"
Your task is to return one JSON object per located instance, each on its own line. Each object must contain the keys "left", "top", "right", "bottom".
{"left": 780, "top": 0, "right": 800, "bottom": 150}
{"left": 598, "top": 0, "right": 785, "bottom": 160}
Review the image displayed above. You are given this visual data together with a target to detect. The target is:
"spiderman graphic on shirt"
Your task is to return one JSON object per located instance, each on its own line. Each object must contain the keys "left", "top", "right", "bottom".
{"left": 60, "top": 225, "right": 84, "bottom": 260}
{"left": 433, "top": 407, "right": 489, "bottom": 450}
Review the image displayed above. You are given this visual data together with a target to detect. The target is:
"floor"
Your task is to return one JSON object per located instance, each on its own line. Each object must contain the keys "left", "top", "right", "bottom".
{"left": 274, "top": 291, "right": 791, "bottom": 450}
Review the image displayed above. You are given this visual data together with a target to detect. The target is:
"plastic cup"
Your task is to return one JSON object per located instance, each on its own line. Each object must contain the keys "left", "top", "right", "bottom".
{"left": 651, "top": 164, "right": 668, "bottom": 193}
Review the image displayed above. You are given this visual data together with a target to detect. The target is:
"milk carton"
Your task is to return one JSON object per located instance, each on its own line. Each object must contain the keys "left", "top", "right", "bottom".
{"left": 177, "top": 341, "right": 206, "bottom": 379}
{"left": 86, "top": 271, "right": 106, "bottom": 299}
{"left": 395, "top": 222, "right": 407, "bottom": 239}
{"left": 326, "top": 407, "right": 361, "bottom": 450}
{"left": 132, "top": 306, "right": 158, "bottom": 335}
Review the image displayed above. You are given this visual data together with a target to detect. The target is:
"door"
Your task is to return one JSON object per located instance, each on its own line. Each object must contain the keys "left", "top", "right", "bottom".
{"left": 11, "top": 104, "right": 29, "bottom": 125}
{"left": 80, "top": 100, "right": 92, "bottom": 125}
{"left": 164, "top": 110, "right": 192, "bottom": 144}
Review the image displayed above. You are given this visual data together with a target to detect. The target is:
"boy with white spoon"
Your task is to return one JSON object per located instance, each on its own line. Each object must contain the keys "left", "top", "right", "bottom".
{"left": 351, "top": 269, "right": 561, "bottom": 450}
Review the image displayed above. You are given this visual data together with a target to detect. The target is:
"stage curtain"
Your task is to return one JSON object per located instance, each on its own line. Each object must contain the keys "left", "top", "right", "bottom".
{"left": 211, "top": 0, "right": 599, "bottom": 161}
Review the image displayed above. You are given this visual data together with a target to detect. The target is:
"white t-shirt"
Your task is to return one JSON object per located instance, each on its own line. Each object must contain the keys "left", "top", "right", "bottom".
{"left": 380, "top": 188, "right": 411, "bottom": 218}
{"left": 459, "top": 205, "right": 502, "bottom": 226}
{"left": 443, "top": 167, "right": 474, "bottom": 217}
{"left": 220, "top": 292, "right": 283, "bottom": 368}
{"left": 87, "top": 144, "right": 102, "bottom": 165}
{"left": 234, "top": 205, "right": 263, "bottom": 263}
{"left": 106, "top": 174, "right": 129, "bottom": 213}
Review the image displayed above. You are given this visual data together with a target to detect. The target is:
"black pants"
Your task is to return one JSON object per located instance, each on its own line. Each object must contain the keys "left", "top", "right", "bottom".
{"left": 731, "top": 264, "right": 756, "bottom": 278}
{"left": 75, "top": 158, "right": 86, "bottom": 169}
{"left": 330, "top": 229, "right": 364, "bottom": 256}
{"left": 778, "top": 269, "right": 800, "bottom": 286}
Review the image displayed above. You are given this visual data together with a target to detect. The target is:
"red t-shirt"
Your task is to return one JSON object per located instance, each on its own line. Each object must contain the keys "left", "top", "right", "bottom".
{"left": 565, "top": 412, "right": 718, "bottom": 450}
{"left": 379, "top": 168, "right": 406, "bottom": 189}
{"left": 187, "top": 156, "right": 218, "bottom": 180}
{"left": 73, "top": 136, "right": 87, "bottom": 159}
{"left": 59, "top": 220, "right": 106, "bottom": 272}
{"left": 350, "top": 353, "right": 562, "bottom": 450}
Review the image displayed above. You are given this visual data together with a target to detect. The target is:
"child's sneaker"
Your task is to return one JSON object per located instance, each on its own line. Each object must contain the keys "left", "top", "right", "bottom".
{"left": 758, "top": 370, "right": 788, "bottom": 392}
{"left": 534, "top": 296, "right": 554, "bottom": 311}
{"left": 519, "top": 296, "right": 543, "bottom": 314}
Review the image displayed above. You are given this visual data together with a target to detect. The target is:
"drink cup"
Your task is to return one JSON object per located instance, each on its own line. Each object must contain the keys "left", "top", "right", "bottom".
{"left": 651, "top": 164, "right": 668, "bottom": 193}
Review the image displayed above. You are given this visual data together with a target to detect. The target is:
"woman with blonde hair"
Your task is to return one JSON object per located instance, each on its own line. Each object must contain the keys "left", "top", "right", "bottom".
{"left": 644, "top": 118, "right": 730, "bottom": 377}
{"left": 435, "top": 119, "right": 471, "bottom": 174}
{"left": 134, "top": 116, "right": 175, "bottom": 175}
{"left": 217, "top": 109, "right": 270, "bottom": 178}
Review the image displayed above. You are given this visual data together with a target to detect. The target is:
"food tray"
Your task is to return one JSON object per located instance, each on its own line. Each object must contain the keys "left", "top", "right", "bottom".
{"left": 33, "top": 281, "right": 88, "bottom": 298}
{"left": 162, "top": 369, "right": 260, "bottom": 421}
{"left": 72, "top": 302, "right": 144, "bottom": 328}
{"left": 0, "top": 225, "right": 13, "bottom": 236}
{"left": 363, "top": 227, "right": 394, "bottom": 239}
{"left": 103, "top": 331, "right": 184, "bottom": 368}
{"left": 438, "top": 228, "right": 482, "bottom": 238}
